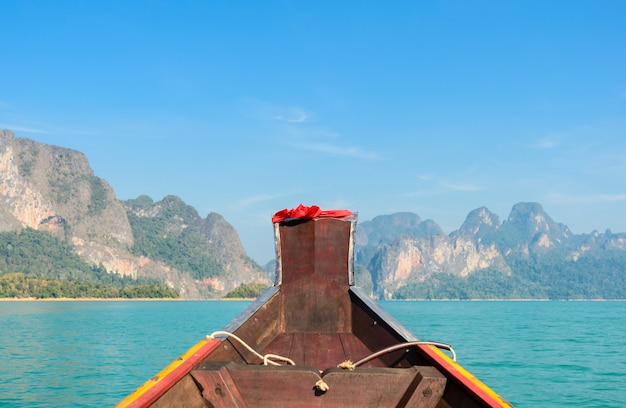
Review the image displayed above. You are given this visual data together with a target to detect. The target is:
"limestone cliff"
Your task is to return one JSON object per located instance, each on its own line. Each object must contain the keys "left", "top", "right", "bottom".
{"left": 123, "top": 195, "right": 269, "bottom": 296}
{"left": 4, "top": 129, "right": 624, "bottom": 300}
{"left": 0, "top": 130, "right": 267, "bottom": 298}
{"left": 365, "top": 232, "right": 510, "bottom": 299}
{"left": 355, "top": 203, "right": 619, "bottom": 299}
{"left": 0, "top": 130, "right": 135, "bottom": 273}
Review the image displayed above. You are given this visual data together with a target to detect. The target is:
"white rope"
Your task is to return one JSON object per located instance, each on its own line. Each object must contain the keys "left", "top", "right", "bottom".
{"left": 349, "top": 341, "right": 457, "bottom": 369}
{"left": 207, "top": 330, "right": 455, "bottom": 394}
{"left": 314, "top": 379, "right": 329, "bottom": 392}
{"left": 337, "top": 360, "right": 355, "bottom": 371}
{"left": 412, "top": 341, "right": 456, "bottom": 362}
{"left": 263, "top": 353, "right": 296, "bottom": 366}
{"left": 207, "top": 331, "right": 296, "bottom": 366}
{"left": 427, "top": 341, "right": 457, "bottom": 362}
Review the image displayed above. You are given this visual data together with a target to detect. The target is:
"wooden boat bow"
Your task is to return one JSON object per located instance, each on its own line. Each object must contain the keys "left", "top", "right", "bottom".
{"left": 116, "top": 207, "right": 513, "bottom": 407}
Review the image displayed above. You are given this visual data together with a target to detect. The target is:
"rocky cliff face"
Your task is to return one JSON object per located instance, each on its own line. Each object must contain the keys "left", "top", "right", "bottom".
{"left": 1, "top": 130, "right": 135, "bottom": 272}
{"left": 0, "top": 130, "right": 267, "bottom": 298}
{"left": 5, "top": 129, "right": 623, "bottom": 300}
{"left": 200, "top": 212, "right": 270, "bottom": 292}
{"left": 362, "top": 227, "right": 509, "bottom": 299}
{"left": 356, "top": 202, "right": 615, "bottom": 299}
{"left": 123, "top": 195, "right": 269, "bottom": 296}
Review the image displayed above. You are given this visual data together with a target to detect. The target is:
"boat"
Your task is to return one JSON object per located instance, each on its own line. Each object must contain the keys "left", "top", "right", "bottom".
{"left": 116, "top": 205, "right": 513, "bottom": 407}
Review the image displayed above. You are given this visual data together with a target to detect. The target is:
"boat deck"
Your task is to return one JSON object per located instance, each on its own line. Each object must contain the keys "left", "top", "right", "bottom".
{"left": 117, "top": 211, "right": 513, "bottom": 408}
{"left": 190, "top": 360, "right": 447, "bottom": 407}
{"left": 252, "top": 332, "right": 382, "bottom": 369}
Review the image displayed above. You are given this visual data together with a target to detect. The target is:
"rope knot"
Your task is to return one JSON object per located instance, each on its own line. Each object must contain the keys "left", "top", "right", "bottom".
{"left": 314, "top": 379, "right": 329, "bottom": 393}
{"left": 337, "top": 360, "right": 355, "bottom": 371}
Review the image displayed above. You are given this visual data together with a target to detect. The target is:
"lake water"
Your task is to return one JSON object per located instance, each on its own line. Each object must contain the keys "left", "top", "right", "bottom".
{"left": 1, "top": 300, "right": 625, "bottom": 407}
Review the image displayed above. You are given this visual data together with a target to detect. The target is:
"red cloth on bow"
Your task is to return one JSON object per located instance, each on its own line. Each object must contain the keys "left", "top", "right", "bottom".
{"left": 272, "top": 204, "right": 353, "bottom": 223}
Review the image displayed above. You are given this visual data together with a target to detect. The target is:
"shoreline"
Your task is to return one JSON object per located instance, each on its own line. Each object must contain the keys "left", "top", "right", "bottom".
{"left": 0, "top": 297, "right": 256, "bottom": 302}
{"left": 0, "top": 297, "right": 182, "bottom": 301}
{"left": 1, "top": 297, "right": 624, "bottom": 302}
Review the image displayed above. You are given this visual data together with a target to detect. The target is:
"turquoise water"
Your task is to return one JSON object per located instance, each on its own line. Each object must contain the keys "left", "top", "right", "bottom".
{"left": 1, "top": 300, "right": 625, "bottom": 407}
{"left": 383, "top": 301, "right": 626, "bottom": 407}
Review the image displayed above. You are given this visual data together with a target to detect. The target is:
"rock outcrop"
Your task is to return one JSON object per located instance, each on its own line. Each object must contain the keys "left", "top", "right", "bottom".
{"left": 0, "top": 130, "right": 267, "bottom": 298}
{"left": 4, "top": 129, "right": 625, "bottom": 300}
{"left": 356, "top": 202, "right": 620, "bottom": 299}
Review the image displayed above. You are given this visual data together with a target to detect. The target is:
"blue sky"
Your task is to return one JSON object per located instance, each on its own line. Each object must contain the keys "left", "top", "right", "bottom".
{"left": 2, "top": 1, "right": 625, "bottom": 263}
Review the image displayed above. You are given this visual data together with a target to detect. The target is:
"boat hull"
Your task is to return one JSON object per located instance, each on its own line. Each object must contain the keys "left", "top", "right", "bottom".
{"left": 117, "top": 212, "right": 512, "bottom": 407}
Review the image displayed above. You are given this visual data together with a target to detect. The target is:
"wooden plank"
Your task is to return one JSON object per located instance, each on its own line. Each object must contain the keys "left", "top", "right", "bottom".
{"left": 259, "top": 333, "right": 366, "bottom": 371}
{"left": 151, "top": 375, "right": 206, "bottom": 408}
{"left": 207, "top": 292, "right": 282, "bottom": 363}
{"left": 287, "top": 332, "right": 306, "bottom": 364}
{"left": 258, "top": 333, "right": 299, "bottom": 365}
{"left": 399, "top": 366, "right": 447, "bottom": 408}
{"left": 225, "top": 364, "right": 322, "bottom": 407}
{"left": 321, "top": 366, "right": 446, "bottom": 408}
{"left": 350, "top": 290, "right": 429, "bottom": 368}
{"left": 302, "top": 333, "right": 347, "bottom": 369}
{"left": 191, "top": 363, "right": 246, "bottom": 408}
{"left": 338, "top": 333, "right": 382, "bottom": 366}
{"left": 279, "top": 218, "right": 353, "bottom": 333}
{"left": 197, "top": 363, "right": 446, "bottom": 408}
{"left": 350, "top": 287, "right": 419, "bottom": 341}
{"left": 282, "top": 275, "right": 351, "bottom": 333}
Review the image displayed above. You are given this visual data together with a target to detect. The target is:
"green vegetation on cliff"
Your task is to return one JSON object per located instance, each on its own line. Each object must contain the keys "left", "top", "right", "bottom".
{"left": 0, "top": 228, "right": 98, "bottom": 280}
{"left": 224, "top": 282, "right": 269, "bottom": 299}
{"left": 126, "top": 196, "right": 225, "bottom": 280}
{"left": 393, "top": 253, "right": 626, "bottom": 300}
{"left": 0, "top": 273, "right": 178, "bottom": 299}
{"left": 86, "top": 175, "right": 108, "bottom": 215}
{"left": 0, "top": 229, "right": 178, "bottom": 299}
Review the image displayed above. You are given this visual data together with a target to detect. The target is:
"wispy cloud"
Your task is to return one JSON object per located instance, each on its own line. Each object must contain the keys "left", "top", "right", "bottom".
{"left": 243, "top": 98, "right": 311, "bottom": 124}
{"left": 417, "top": 173, "right": 435, "bottom": 182}
{"left": 406, "top": 173, "right": 484, "bottom": 195}
{"left": 296, "top": 142, "right": 382, "bottom": 160}
{"left": 593, "top": 193, "right": 626, "bottom": 202}
{"left": 440, "top": 181, "right": 483, "bottom": 191}
{"left": 273, "top": 108, "right": 308, "bottom": 123}
{"left": 427, "top": 173, "right": 484, "bottom": 191}
{"left": 532, "top": 136, "right": 560, "bottom": 149}
{"left": 250, "top": 99, "right": 379, "bottom": 160}
{"left": 0, "top": 124, "right": 48, "bottom": 134}
{"left": 553, "top": 192, "right": 626, "bottom": 203}
{"left": 0, "top": 120, "right": 107, "bottom": 137}
{"left": 232, "top": 191, "right": 302, "bottom": 212}
{"left": 323, "top": 197, "right": 352, "bottom": 210}
{"left": 233, "top": 194, "right": 282, "bottom": 209}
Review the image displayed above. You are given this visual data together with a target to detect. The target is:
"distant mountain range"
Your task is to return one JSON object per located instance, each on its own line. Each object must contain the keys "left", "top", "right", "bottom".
{"left": 0, "top": 130, "right": 267, "bottom": 298}
{"left": 354, "top": 204, "right": 626, "bottom": 299}
{"left": 2, "top": 129, "right": 626, "bottom": 299}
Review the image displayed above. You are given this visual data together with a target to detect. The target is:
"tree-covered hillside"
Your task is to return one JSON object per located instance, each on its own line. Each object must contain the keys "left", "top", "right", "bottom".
{"left": 0, "top": 228, "right": 178, "bottom": 298}
{"left": 125, "top": 195, "right": 225, "bottom": 280}
{"left": 356, "top": 206, "right": 626, "bottom": 300}
{"left": 391, "top": 245, "right": 626, "bottom": 299}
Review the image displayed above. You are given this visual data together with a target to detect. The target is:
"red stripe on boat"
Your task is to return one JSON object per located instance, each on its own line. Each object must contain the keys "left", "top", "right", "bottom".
{"left": 125, "top": 337, "right": 222, "bottom": 408}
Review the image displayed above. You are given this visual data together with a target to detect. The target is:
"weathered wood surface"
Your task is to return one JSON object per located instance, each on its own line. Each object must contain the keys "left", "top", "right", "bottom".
{"left": 257, "top": 332, "right": 372, "bottom": 369}
{"left": 279, "top": 218, "right": 353, "bottom": 334}
{"left": 127, "top": 216, "right": 512, "bottom": 408}
{"left": 151, "top": 375, "right": 206, "bottom": 408}
{"left": 191, "top": 362, "right": 446, "bottom": 408}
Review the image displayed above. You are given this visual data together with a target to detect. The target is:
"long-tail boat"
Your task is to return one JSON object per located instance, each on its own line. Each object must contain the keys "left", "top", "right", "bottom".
{"left": 117, "top": 205, "right": 512, "bottom": 407}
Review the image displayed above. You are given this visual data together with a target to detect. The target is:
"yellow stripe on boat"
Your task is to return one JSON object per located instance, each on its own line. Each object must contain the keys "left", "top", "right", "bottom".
{"left": 116, "top": 336, "right": 221, "bottom": 408}
{"left": 426, "top": 345, "right": 513, "bottom": 407}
